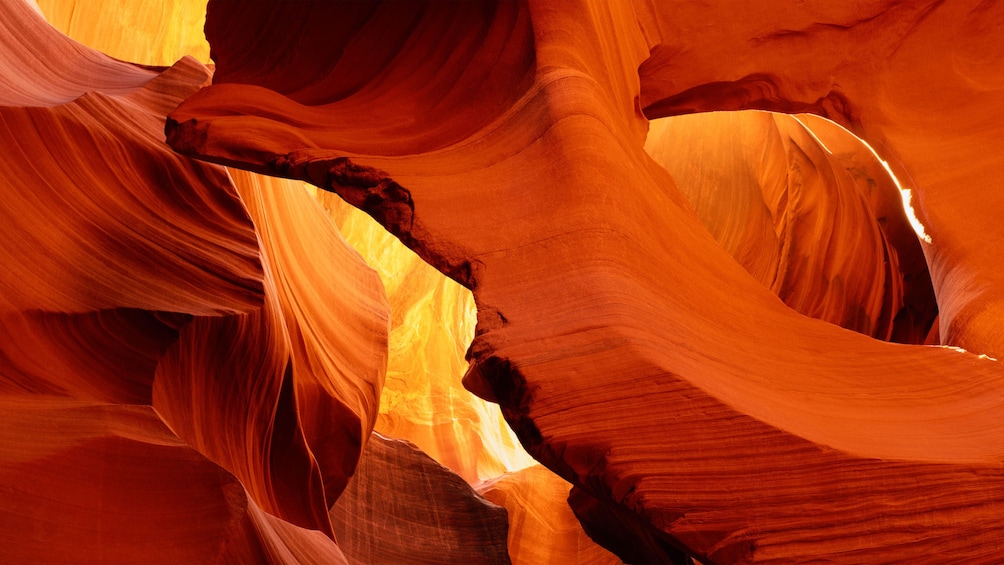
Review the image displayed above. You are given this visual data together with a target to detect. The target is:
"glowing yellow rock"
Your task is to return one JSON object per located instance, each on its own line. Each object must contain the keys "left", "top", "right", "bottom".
{"left": 37, "top": 0, "right": 210, "bottom": 66}
{"left": 313, "top": 189, "right": 536, "bottom": 483}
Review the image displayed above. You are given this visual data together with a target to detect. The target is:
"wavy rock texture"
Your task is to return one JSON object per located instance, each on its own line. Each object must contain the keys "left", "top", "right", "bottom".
{"left": 314, "top": 190, "right": 536, "bottom": 483}
{"left": 0, "top": 0, "right": 388, "bottom": 561}
{"left": 0, "top": 1, "right": 154, "bottom": 108}
{"left": 0, "top": 396, "right": 348, "bottom": 564}
{"left": 645, "top": 111, "right": 936, "bottom": 342}
{"left": 169, "top": 0, "right": 1004, "bottom": 562}
{"left": 227, "top": 169, "right": 389, "bottom": 504}
{"left": 478, "top": 465, "right": 623, "bottom": 565}
{"left": 330, "top": 432, "right": 511, "bottom": 565}
{"left": 38, "top": 0, "right": 538, "bottom": 489}
{"left": 635, "top": 0, "right": 1004, "bottom": 359}
{"left": 795, "top": 113, "right": 939, "bottom": 344}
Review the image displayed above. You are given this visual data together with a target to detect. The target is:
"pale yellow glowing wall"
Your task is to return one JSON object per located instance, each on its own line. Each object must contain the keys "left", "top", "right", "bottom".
{"left": 37, "top": 0, "right": 210, "bottom": 66}
{"left": 313, "top": 188, "right": 535, "bottom": 482}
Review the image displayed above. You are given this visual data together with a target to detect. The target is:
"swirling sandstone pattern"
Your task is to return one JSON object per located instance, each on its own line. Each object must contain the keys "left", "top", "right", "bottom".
{"left": 35, "top": 0, "right": 210, "bottom": 66}
{"left": 168, "top": 0, "right": 1004, "bottom": 562}
{"left": 635, "top": 0, "right": 1004, "bottom": 358}
{"left": 478, "top": 465, "right": 623, "bottom": 565}
{"left": 314, "top": 190, "right": 536, "bottom": 483}
{"left": 0, "top": 0, "right": 388, "bottom": 561}
{"left": 7, "top": 0, "right": 1004, "bottom": 562}
{"left": 645, "top": 111, "right": 937, "bottom": 342}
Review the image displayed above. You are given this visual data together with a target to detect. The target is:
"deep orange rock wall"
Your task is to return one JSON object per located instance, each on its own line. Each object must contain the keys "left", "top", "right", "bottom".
{"left": 636, "top": 0, "right": 1004, "bottom": 359}
{"left": 646, "top": 111, "right": 937, "bottom": 342}
{"left": 167, "top": 0, "right": 1004, "bottom": 562}
{"left": 6, "top": 0, "right": 1004, "bottom": 562}
{"left": 1, "top": 1, "right": 385, "bottom": 561}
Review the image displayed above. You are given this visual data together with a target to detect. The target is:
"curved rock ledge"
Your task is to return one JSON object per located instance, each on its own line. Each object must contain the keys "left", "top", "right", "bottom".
{"left": 168, "top": 0, "right": 1004, "bottom": 561}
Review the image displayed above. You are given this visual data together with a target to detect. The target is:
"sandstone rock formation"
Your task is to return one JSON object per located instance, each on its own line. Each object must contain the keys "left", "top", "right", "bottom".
{"left": 168, "top": 0, "right": 1004, "bottom": 562}
{"left": 330, "top": 432, "right": 511, "bottom": 565}
{"left": 315, "top": 191, "right": 536, "bottom": 484}
{"left": 635, "top": 0, "right": 1004, "bottom": 358}
{"left": 35, "top": 0, "right": 210, "bottom": 66}
{"left": 645, "top": 111, "right": 937, "bottom": 343}
{"left": 478, "top": 465, "right": 623, "bottom": 565}
{"left": 1, "top": 0, "right": 386, "bottom": 561}
{"left": 7, "top": 0, "right": 1004, "bottom": 562}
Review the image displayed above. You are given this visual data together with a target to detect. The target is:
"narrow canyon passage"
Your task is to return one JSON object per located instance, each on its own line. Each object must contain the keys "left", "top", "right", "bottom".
{"left": 4, "top": 1, "right": 1004, "bottom": 563}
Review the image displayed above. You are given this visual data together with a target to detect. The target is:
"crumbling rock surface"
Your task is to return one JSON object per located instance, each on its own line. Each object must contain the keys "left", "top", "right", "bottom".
{"left": 168, "top": 0, "right": 1004, "bottom": 562}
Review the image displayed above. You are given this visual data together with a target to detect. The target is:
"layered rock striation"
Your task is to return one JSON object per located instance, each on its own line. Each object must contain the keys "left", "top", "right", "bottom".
{"left": 1, "top": 1, "right": 388, "bottom": 561}
{"left": 5, "top": 0, "right": 1004, "bottom": 562}
{"left": 168, "top": 0, "right": 1004, "bottom": 562}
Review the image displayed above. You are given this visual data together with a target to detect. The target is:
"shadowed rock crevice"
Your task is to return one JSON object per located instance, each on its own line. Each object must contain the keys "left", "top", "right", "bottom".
{"left": 330, "top": 432, "right": 512, "bottom": 565}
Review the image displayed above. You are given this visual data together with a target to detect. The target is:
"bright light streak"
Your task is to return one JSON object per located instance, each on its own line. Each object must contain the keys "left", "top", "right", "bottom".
{"left": 898, "top": 187, "right": 932, "bottom": 244}
{"left": 851, "top": 131, "right": 933, "bottom": 245}
{"left": 937, "top": 344, "right": 1000, "bottom": 362}
{"left": 793, "top": 116, "right": 832, "bottom": 154}
{"left": 797, "top": 115, "right": 933, "bottom": 245}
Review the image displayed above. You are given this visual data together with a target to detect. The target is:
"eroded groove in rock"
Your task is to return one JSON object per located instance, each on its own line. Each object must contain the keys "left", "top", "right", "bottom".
{"left": 228, "top": 169, "right": 390, "bottom": 504}
{"left": 0, "top": 55, "right": 262, "bottom": 315}
{"left": 477, "top": 465, "right": 624, "bottom": 565}
{"left": 204, "top": 0, "right": 535, "bottom": 154}
{"left": 636, "top": 0, "right": 1004, "bottom": 359}
{"left": 329, "top": 432, "right": 511, "bottom": 565}
{"left": 313, "top": 188, "right": 535, "bottom": 484}
{"left": 645, "top": 111, "right": 936, "bottom": 342}
{"left": 795, "top": 113, "right": 938, "bottom": 344}
{"left": 169, "top": 0, "right": 1004, "bottom": 561}
{"left": 0, "top": 309, "right": 187, "bottom": 404}
{"left": 151, "top": 299, "right": 333, "bottom": 535}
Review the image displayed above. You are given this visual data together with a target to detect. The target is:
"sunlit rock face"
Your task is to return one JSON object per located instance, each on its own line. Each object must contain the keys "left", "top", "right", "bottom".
{"left": 223, "top": 169, "right": 389, "bottom": 506}
{"left": 635, "top": 0, "right": 1004, "bottom": 360}
{"left": 168, "top": 0, "right": 1004, "bottom": 562}
{"left": 35, "top": 0, "right": 210, "bottom": 66}
{"left": 478, "top": 465, "right": 623, "bottom": 565}
{"left": 8, "top": 0, "right": 1004, "bottom": 562}
{"left": 313, "top": 190, "right": 536, "bottom": 483}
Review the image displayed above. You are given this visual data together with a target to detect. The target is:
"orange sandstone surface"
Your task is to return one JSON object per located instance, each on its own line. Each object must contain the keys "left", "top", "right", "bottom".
{"left": 1, "top": 0, "right": 383, "bottom": 561}
{"left": 4, "top": 0, "right": 1004, "bottom": 562}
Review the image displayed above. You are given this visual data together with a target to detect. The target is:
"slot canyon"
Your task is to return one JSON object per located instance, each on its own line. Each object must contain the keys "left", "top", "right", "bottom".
{"left": 3, "top": 0, "right": 1004, "bottom": 562}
